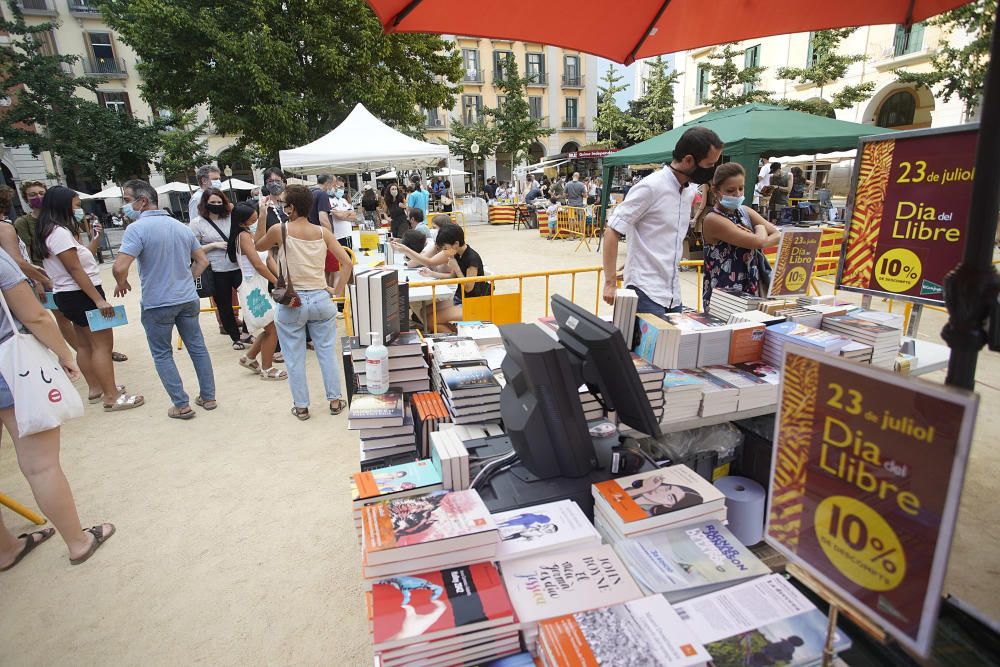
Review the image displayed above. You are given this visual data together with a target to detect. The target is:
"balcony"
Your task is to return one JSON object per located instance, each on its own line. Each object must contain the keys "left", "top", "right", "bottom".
{"left": 17, "top": 0, "right": 57, "bottom": 16}
{"left": 82, "top": 57, "right": 128, "bottom": 78}
{"left": 463, "top": 70, "right": 485, "bottom": 84}
{"left": 561, "top": 117, "right": 585, "bottom": 130}
{"left": 525, "top": 72, "right": 548, "bottom": 86}
{"left": 530, "top": 116, "right": 549, "bottom": 128}
{"left": 68, "top": 0, "right": 102, "bottom": 16}
{"left": 424, "top": 116, "right": 447, "bottom": 130}
{"left": 562, "top": 74, "right": 584, "bottom": 89}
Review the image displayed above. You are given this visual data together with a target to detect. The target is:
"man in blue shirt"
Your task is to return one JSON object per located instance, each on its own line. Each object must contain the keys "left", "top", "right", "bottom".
{"left": 406, "top": 175, "right": 429, "bottom": 219}
{"left": 112, "top": 179, "right": 216, "bottom": 420}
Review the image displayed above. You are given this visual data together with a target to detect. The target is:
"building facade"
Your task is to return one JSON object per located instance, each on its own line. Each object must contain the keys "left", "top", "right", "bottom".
{"left": 633, "top": 54, "right": 677, "bottom": 100}
{"left": 422, "top": 37, "right": 598, "bottom": 186}
{"left": 671, "top": 24, "right": 971, "bottom": 132}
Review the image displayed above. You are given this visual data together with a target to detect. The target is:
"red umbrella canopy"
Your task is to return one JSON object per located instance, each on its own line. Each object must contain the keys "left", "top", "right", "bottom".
{"left": 368, "top": 0, "right": 974, "bottom": 64}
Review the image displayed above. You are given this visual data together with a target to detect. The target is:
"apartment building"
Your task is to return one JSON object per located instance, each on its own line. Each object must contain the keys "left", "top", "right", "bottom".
{"left": 422, "top": 37, "right": 598, "bottom": 184}
{"left": 633, "top": 54, "right": 677, "bottom": 99}
{"left": 671, "top": 24, "right": 970, "bottom": 131}
{"left": 0, "top": 0, "right": 241, "bottom": 200}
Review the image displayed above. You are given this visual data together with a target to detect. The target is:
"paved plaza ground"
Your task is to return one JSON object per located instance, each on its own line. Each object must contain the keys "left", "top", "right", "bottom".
{"left": 2, "top": 223, "right": 998, "bottom": 665}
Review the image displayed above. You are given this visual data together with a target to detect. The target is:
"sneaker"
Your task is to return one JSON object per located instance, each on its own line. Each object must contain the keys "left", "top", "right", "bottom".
{"left": 336, "top": 312, "right": 344, "bottom": 320}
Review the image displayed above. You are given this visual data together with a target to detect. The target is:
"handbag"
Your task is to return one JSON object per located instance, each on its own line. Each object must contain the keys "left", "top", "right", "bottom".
{"left": 238, "top": 272, "right": 276, "bottom": 331}
{"left": 270, "top": 223, "right": 301, "bottom": 307}
{"left": 0, "top": 292, "right": 84, "bottom": 436}
{"left": 194, "top": 265, "right": 215, "bottom": 298}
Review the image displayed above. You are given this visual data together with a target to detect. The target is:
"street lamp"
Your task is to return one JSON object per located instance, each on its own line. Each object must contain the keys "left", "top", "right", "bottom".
{"left": 223, "top": 165, "right": 234, "bottom": 200}
{"left": 470, "top": 142, "right": 480, "bottom": 199}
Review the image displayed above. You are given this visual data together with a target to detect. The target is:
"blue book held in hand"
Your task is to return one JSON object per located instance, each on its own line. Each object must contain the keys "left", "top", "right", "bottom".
{"left": 41, "top": 292, "right": 57, "bottom": 310}
{"left": 86, "top": 305, "right": 127, "bottom": 331}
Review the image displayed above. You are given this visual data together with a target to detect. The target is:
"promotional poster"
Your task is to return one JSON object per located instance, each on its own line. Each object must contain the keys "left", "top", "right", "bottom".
{"left": 768, "top": 229, "right": 822, "bottom": 297}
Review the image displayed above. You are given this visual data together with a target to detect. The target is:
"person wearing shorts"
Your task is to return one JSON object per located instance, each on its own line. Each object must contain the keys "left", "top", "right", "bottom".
{"left": 36, "top": 186, "right": 143, "bottom": 412}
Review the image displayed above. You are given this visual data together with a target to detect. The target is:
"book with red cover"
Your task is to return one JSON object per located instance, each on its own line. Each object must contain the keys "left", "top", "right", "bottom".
{"left": 371, "top": 561, "right": 515, "bottom": 651}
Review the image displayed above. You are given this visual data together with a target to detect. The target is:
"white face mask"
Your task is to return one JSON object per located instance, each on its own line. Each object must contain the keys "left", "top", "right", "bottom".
{"left": 248, "top": 221, "right": 258, "bottom": 234}
{"left": 210, "top": 179, "right": 222, "bottom": 189}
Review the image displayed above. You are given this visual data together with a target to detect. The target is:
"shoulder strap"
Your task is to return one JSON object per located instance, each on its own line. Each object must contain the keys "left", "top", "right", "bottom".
{"left": 0, "top": 286, "right": 20, "bottom": 334}
{"left": 204, "top": 217, "right": 229, "bottom": 243}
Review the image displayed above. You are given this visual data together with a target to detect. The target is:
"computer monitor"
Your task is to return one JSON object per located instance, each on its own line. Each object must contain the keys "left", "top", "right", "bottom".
{"left": 499, "top": 323, "right": 595, "bottom": 479}
{"left": 550, "top": 294, "right": 662, "bottom": 439}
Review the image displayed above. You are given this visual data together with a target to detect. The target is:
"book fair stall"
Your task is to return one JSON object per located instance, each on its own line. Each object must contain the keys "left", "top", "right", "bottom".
{"left": 345, "top": 1, "right": 1000, "bottom": 665}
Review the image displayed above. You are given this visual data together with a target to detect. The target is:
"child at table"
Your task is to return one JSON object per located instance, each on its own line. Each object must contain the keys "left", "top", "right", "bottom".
{"left": 546, "top": 197, "right": 561, "bottom": 240}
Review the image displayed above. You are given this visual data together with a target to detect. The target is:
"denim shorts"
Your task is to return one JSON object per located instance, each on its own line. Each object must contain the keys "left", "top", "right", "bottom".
{"left": 0, "top": 372, "right": 13, "bottom": 410}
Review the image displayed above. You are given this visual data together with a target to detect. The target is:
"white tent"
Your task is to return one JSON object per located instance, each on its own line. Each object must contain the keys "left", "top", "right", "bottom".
{"left": 89, "top": 186, "right": 124, "bottom": 200}
{"left": 376, "top": 170, "right": 399, "bottom": 180}
{"left": 279, "top": 103, "right": 448, "bottom": 174}
{"left": 156, "top": 182, "right": 195, "bottom": 194}
{"left": 222, "top": 178, "right": 256, "bottom": 190}
{"left": 75, "top": 190, "right": 94, "bottom": 200}
{"left": 433, "top": 167, "right": 468, "bottom": 177}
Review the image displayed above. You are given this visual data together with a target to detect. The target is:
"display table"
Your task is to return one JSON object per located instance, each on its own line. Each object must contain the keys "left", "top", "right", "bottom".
{"left": 905, "top": 337, "right": 951, "bottom": 376}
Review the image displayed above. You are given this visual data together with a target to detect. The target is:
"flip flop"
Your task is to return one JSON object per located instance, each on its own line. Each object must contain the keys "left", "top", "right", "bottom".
{"left": 168, "top": 406, "right": 196, "bottom": 420}
{"left": 195, "top": 396, "right": 218, "bottom": 410}
{"left": 104, "top": 394, "right": 144, "bottom": 412}
{"left": 88, "top": 384, "right": 126, "bottom": 405}
{"left": 69, "top": 524, "right": 115, "bottom": 565}
{"left": 0, "top": 528, "right": 55, "bottom": 572}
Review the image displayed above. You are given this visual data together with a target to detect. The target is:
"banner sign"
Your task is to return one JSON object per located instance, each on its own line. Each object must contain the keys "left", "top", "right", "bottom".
{"left": 766, "top": 348, "right": 978, "bottom": 656}
{"left": 837, "top": 124, "right": 978, "bottom": 305}
{"left": 768, "top": 229, "right": 822, "bottom": 297}
{"left": 567, "top": 149, "right": 618, "bottom": 159}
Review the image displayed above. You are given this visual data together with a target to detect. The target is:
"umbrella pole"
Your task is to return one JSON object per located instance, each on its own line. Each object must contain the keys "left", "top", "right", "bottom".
{"left": 942, "top": 0, "right": 1000, "bottom": 390}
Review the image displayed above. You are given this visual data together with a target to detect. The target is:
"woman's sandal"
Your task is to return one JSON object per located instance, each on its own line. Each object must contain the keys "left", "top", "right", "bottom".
{"left": 168, "top": 406, "right": 196, "bottom": 420}
{"left": 88, "top": 384, "right": 126, "bottom": 405}
{"left": 231, "top": 340, "right": 247, "bottom": 351}
{"left": 273, "top": 353, "right": 284, "bottom": 364}
{"left": 111, "top": 351, "right": 128, "bottom": 362}
{"left": 291, "top": 406, "right": 310, "bottom": 421}
{"left": 329, "top": 399, "right": 347, "bottom": 415}
{"left": 260, "top": 367, "right": 287, "bottom": 381}
{"left": 0, "top": 528, "right": 55, "bottom": 572}
{"left": 103, "top": 394, "right": 144, "bottom": 412}
{"left": 195, "top": 396, "right": 218, "bottom": 411}
{"left": 69, "top": 524, "right": 116, "bottom": 565}
{"left": 240, "top": 334, "right": 255, "bottom": 345}
{"left": 239, "top": 356, "right": 260, "bottom": 372}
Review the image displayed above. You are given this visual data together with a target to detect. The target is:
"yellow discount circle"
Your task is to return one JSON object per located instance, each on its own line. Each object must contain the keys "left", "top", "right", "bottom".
{"left": 814, "top": 496, "right": 906, "bottom": 592}
{"left": 874, "top": 248, "right": 922, "bottom": 293}
{"left": 784, "top": 266, "right": 808, "bottom": 292}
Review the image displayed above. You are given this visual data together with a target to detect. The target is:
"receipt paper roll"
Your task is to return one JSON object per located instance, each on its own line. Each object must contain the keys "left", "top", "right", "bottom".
{"left": 714, "top": 476, "right": 767, "bottom": 546}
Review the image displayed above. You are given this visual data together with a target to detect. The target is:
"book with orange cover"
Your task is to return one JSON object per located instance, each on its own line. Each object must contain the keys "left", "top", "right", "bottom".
{"left": 728, "top": 322, "right": 765, "bottom": 364}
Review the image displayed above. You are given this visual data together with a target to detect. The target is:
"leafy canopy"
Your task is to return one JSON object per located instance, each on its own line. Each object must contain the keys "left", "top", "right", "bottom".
{"left": 777, "top": 29, "right": 876, "bottom": 117}
{"left": 594, "top": 64, "right": 632, "bottom": 148}
{"left": 484, "top": 56, "right": 553, "bottom": 165}
{"left": 705, "top": 43, "right": 775, "bottom": 110}
{"left": 628, "top": 56, "right": 678, "bottom": 142}
{"left": 98, "top": 0, "right": 463, "bottom": 165}
{"left": 0, "top": 1, "right": 161, "bottom": 185}
{"left": 155, "top": 110, "right": 211, "bottom": 182}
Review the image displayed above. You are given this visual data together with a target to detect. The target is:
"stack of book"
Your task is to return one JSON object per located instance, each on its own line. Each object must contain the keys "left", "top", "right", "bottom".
{"left": 678, "top": 368, "right": 739, "bottom": 416}
{"left": 429, "top": 336, "right": 486, "bottom": 384}
{"left": 500, "top": 544, "right": 643, "bottom": 655}
{"left": 732, "top": 361, "right": 780, "bottom": 404}
{"left": 632, "top": 352, "right": 666, "bottom": 420}
{"left": 369, "top": 561, "right": 521, "bottom": 667}
{"left": 771, "top": 306, "right": 823, "bottom": 329}
{"left": 635, "top": 313, "right": 700, "bottom": 369}
{"left": 727, "top": 321, "right": 765, "bottom": 364}
{"left": 538, "top": 595, "right": 710, "bottom": 667}
{"left": 674, "top": 313, "right": 732, "bottom": 367}
{"left": 707, "top": 288, "right": 764, "bottom": 323}
{"left": 852, "top": 308, "right": 905, "bottom": 330}
{"left": 661, "top": 370, "right": 707, "bottom": 424}
{"left": 612, "top": 288, "right": 639, "bottom": 341}
{"left": 702, "top": 365, "right": 775, "bottom": 411}
{"left": 351, "top": 459, "right": 443, "bottom": 541}
{"left": 430, "top": 428, "right": 470, "bottom": 491}
{"left": 439, "top": 365, "right": 502, "bottom": 424}
{"left": 757, "top": 298, "right": 798, "bottom": 315}
{"left": 342, "top": 332, "right": 427, "bottom": 401}
{"left": 729, "top": 309, "right": 786, "bottom": 326}
{"left": 821, "top": 314, "right": 902, "bottom": 369}
{"left": 672, "top": 575, "right": 853, "bottom": 666}
{"left": 592, "top": 466, "right": 728, "bottom": 543}
{"left": 347, "top": 391, "right": 415, "bottom": 468}
{"left": 360, "top": 489, "right": 500, "bottom": 581}
{"left": 492, "top": 500, "right": 601, "bottom": 563}
{"left": 350, "top": 268, "right": 403, "bottom": 345}
{"left": 839, "top": 341, "right": 875, "bottom": 365}
{"left": 762, "top": 321, "right": 850, "bottom": 367}
{"left": 410, "top": 392, "right": 450, "bottom": 457}
{"left": 455, "top": 321, "right": 506, "bottom": 370}
{"left": 613, "top": 520, "right": 770, "bottom": 601}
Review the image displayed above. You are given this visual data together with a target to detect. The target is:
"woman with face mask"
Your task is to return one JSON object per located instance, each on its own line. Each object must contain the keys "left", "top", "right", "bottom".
{"left": 35, "top": 186, "right": 143, "bottom": 411}
{"left": 383, "top": 182, "right": 408, "bottom": 239}
{"left": 699, "top": 163, "right": 781, "bottom": 310}
{"left": 190, "top": 188, "right": 252, "bottom": 350}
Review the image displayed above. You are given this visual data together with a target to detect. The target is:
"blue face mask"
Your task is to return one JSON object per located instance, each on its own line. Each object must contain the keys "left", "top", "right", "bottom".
{"left": 122, "top": 202, "right": 140, "bottom": 220}
{"left": 335, "top": 188, "right": 345, "bottom": 198}
{"left": 719, "top": 194, "right": 744, "bottom": 210}
{"left": 73, "top": 208, "right": 85, "bottom": 222}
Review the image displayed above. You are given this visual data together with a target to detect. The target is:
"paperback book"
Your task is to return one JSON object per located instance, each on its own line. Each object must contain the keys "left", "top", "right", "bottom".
{"left": 492, "top": 500, "right": 601, "bottom": 562}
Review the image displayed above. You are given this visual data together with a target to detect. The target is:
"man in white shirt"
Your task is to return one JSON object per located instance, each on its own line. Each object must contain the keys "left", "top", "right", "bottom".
{"left": 753, "top": 158, "right": 771, "bottom": 211}
{"left": 328, "top": 177, "right": 356, "bottom": 248}
{"left": 187, "top": 164, "right": 221, "bottom": 223}
{"left": 602, "top": 127, "right": 724, "bottom": 316}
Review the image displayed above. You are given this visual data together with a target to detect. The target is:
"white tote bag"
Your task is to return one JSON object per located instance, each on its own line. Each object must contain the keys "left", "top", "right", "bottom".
{"left": 237, "top": 272, "right": 276, "bottom": 332}
{"left": 0, "top": 293, "right": 84, "bottom": 436}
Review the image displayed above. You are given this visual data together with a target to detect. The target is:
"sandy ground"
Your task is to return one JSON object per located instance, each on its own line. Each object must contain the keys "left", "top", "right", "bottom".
{"left": 2, "top": 223, "right": 999, "bottom": 666}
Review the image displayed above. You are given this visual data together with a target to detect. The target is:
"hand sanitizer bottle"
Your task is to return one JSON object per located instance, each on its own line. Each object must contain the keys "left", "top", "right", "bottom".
{"left": 366, "top": 331, "right": 390, "bottom": 395}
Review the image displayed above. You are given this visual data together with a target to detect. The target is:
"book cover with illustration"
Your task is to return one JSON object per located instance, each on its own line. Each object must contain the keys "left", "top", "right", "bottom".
{"left": 613, "top": 520, "right": 770, "bottom": 601}
{"left": 349, "top": 390, "right": 404, "bottom": 420}
{"left": 732, "top": 361, "right": 781, "bottom": 386}
{"left": 539, "top": 595, "right": 709, "bottom": 667}
{"left": 432, "top": 337, "right": 486, "bottom": 367}
{"left": 371, "top": 562, "right": 515, "bottom": 650}
{"left": 363, "top": 489, "right": 497, "bottom": 555}
{"left": 634, "top": 314, "right": 668, "bottom": 363}
{"left": 662, "top": 369, "right": 706, "bottom": 392}
{"left": 500, "top": 544, "right": 642, "bottom": 625}
{"left": 593, "top": 465, "right": 725, "bottom": 527}
{"left": 440, "top": 365, "right": 500, "bottom": 393}
{"left": 673, "top": 575, "right": 851, "bottom": 667}
{"left": 678, "top": 312, "right": 728, "bottom": 329}
{"left": 766, "top": 321, "right": 848, "bottom": 351}
{"left": 630, "top": 352, "right": 666, "bottom": 380}
{"left": 492, "top": 500, "right": 601, "bottom": 562}
{"left": 728, "top": 322, "right": 765, "bottom": 364}
{"left": 351, "top": 460, "right": 442, "bottom": 505}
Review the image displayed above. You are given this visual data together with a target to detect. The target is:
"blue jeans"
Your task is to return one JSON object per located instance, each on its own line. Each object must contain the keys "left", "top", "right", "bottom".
{"left": 274, "top": 289, "right": 342, "bottom": 409}
{"left": 140, "top": 299, "right": 216, "bottom": 408}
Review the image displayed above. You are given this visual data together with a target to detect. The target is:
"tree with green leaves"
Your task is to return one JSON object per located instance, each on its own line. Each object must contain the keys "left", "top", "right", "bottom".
{"left": 777, "top": 29, "right": 876, "bottom": 117}
{"left": 155, "top": 110, "right": 211, "bottom": 185}
{"left": 595, "top": 64, "right": 633, "bottom": 148}
{"left": 484, "top": 56, "right": 553, "bottom": 178}
{"left": 895, "top": 0, "right": 994, "bottom": 117}
{"left": 99, "top": 0, "right": 462, "bottom": 165}
{"left": 705, "top": 43, "right": 775, "bottom": 110}
{"left": 0, "top": 1, "right": 160, "bottom": 186}
{"left": 447, "top": 120, "right": 499, "bottom": 189}
{"left": 628, "top": 56, "right": 679, "bottom": 142}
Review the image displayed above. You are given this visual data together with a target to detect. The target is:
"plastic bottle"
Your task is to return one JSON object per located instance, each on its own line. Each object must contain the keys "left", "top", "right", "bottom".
{"left": 365, "top": 331, "right": 390, "bottom": 395}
